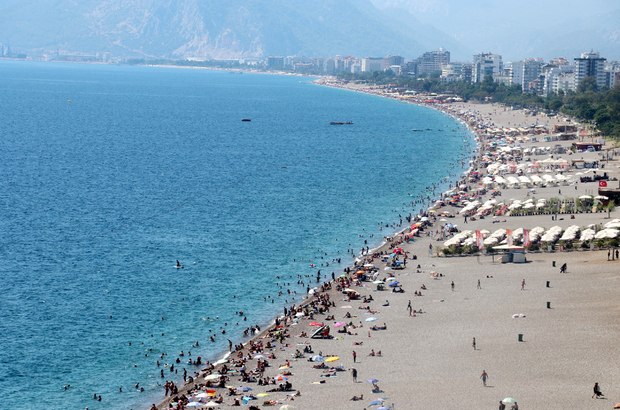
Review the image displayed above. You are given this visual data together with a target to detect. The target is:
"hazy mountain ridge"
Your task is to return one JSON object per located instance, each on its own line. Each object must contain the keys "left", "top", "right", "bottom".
{"left": 0, "top": 0, "right": 472, "bottom": 59}
{"left": 371, "top": 0, "right": 620, "bottom": 60}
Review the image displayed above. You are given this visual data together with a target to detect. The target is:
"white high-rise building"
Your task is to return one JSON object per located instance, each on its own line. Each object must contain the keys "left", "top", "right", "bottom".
{"left": 574, "top": 52, "right": 606, "bottom": 89}
{"left": 510, "top": 59, "right": 544, "bottom": 91}
{"left": 361, "top": 57, "right": 384, "bottom": 72}
{"left": 553, "top": 72, "right": 576, "bottom": 93}
{"left": 472, "top": 53, "right": 503, "bottom": 83}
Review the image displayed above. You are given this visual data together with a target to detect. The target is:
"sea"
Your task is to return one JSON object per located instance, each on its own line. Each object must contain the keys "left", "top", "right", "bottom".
{"left": 0, "top": 60, "right": 476, "bottom": 410}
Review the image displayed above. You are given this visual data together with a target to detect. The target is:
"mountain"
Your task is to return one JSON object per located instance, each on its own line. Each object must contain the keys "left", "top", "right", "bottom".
{"left": 0, "top": 0, "right": 471, "bottom": 60}
{"left": 371, "top": 0, "right": 620, "bottom": 61}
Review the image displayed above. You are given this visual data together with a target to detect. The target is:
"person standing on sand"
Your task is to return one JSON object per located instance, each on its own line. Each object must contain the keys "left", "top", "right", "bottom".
{"left": 472, "top": 337, "right": 476, "bottom": 350}
{"left": 451, "top": 281, "right": 455, "bottom": 291}
{"left": 521, "top": 279, "right": 526, "bottom": 290}
{"left": 351, "top": 368, "right": 357, "bottom": 382}
{"left": 477, "top": 279, "right": 481, "bottom": 289}
{"left": 498, "top": 400, "right": 506, "bottom": 410}
{"left": 353, "top": 350, "right": 357, "bottom": 363}
{"left": 480, "top": 370, "right": 488, "bottom": 387}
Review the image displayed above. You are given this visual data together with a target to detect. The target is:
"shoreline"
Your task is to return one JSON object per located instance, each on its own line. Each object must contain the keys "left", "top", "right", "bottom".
{"left": 150, "top": 77, "right": 485, "bottom": 410}
{"left": 150, "top": 80, "right": 620, "bottom": 410}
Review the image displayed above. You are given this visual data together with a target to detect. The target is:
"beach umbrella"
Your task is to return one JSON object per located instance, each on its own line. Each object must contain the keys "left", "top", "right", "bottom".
{"left": 502, "top": 398, "right": 517, "bottom": 403}
{"left": 187, "top": 403, "right": 203, "bottom": 408}
{"left": 579, "top": 195, "right": 592, "bottom": 200}
{"left": 365, "top": 317, "right": 378, "bottom": 322}
{"left": 274, "top": 374, "right": 289, "bottom": 381}
{"left": 253, "top": 354, "right": 266, "bottom": 359}
{"left": 369, "top": 399, "right": 385, "bottom": 406}
{"left": 308, "top": 322, "right": 324, "bottom": 326}
{"left": 377, "top": 407, "right": 390, "bottom": 410}
{"left": 343, "top": 289, "right": 359, "bottom": 293}
{"left": 311, "top": 355, "right": 325, "bottom": 362}
{"left": 203, "top": 403, "right": 219, "bottom": 408}
{"left": 325, "top": 357, "right": 340, "bottom": 362}
{"left": 205, "top": 374, "right": 221, "bottom": 380}
{"left": 388, "top": 281, "right": 400, "bottom": 287}
{"left": 367, "top": 378, "right": 379, "bottom": 383}
{"left": 279, "top": 405, "right": 294, "bottom": 410}
{"left": 236, "top": 386, "right": 252, "bottom": 392}
{"left": 386, "top": 277, "right": 397, "bottom": 281}
{"left": 373, "top": 280, "right": 385, "bottom": 284}
{"left": 195, "top": 392, "right": 210, "bottom": 398}
{"left": 334, "top": 322, "right": 346, "bottom": 328}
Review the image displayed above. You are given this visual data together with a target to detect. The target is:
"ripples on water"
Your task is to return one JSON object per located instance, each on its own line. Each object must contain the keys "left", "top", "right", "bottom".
{"left": 0, "top": 61, "right": 475, "bottom": 409}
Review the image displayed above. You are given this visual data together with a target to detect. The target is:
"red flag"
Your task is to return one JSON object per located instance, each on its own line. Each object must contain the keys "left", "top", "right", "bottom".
{"left": 599, "top": 181, "right": 607, "bottom": 187}
{"left": 475, "top": 230, "right": 484, "bottom": 248}
{"left": 523, "top": 229, "right": 530, "bottom": 247}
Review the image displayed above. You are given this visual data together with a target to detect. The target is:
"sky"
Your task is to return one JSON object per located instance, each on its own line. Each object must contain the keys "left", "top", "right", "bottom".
{"left": 371, "top": 0, "right": 620, "bottom": 61}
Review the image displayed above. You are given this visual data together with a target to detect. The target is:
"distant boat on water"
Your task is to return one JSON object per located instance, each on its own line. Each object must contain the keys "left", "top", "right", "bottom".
{"left": 411, "top": 129, "right": 423, "bottom": 131}
{"left": 330, "top": 121, "right": 354, "bottom": 125}
{"left": 242, "top": 118, "right": 251, "bottom": 122}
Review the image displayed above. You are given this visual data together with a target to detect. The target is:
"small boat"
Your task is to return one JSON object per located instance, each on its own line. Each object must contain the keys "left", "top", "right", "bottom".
{"left": 411, "top": 129, "right": 423, "bottom": 132}
{"left": 346, "top": 121, "right": 354, "bottom": 125}
{"left": 242, "top": 118, "right": 251, "bottom": 122}
{"left": 329, "top": 122, "right": 344, "bottom": 125}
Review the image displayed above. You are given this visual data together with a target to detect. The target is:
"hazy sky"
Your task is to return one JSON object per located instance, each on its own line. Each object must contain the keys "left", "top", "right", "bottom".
{"left": 372, "top": 0, "right": 620, "bottom": 60}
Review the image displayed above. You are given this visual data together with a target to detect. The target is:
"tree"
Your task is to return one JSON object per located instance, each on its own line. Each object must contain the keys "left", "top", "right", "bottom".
{"left": 549, "top": 99, "right": 563, "bottom": 111}
{"left": 577, "top": 76, "right": 599, "bottom": 93}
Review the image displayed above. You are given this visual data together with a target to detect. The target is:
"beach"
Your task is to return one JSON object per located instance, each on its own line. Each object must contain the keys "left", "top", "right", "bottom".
{"left": 153, "top": 82, "right": 620, "bottom": 410}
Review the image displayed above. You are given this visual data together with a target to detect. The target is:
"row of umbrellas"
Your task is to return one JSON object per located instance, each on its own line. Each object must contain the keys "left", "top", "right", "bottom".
{"left": 444, "top": 222, "right": 620, "bottom": 248}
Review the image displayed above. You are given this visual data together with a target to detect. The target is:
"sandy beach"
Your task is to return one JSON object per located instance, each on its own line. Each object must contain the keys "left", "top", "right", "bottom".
{"left": 153, "top": 82, "right": 620, "bottom": 410}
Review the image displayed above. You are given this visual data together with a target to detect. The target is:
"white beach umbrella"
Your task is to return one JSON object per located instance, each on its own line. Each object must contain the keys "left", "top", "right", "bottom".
{"left": 491, "top": 229, "right": 507, "bottom": 238}
{"left": 580, "top": 229, "right": 595, "bottom": 242}
{"left": 483, "top": 237, "right": 499, "bottom": 245}
{"left": 595, "top": 229, "right": 619, "bottom": 239}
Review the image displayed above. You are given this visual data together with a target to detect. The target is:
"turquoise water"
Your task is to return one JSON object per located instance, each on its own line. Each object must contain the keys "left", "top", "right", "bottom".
{"left": 0, "top": 61, "right": 475, "bottom": 409}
